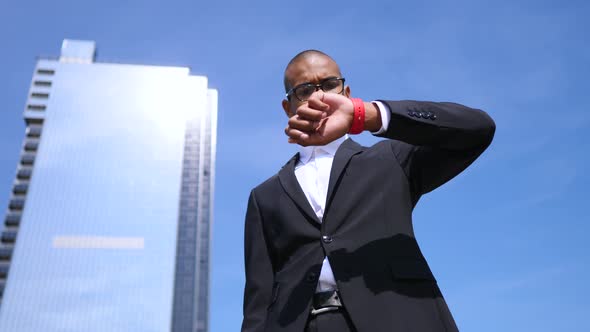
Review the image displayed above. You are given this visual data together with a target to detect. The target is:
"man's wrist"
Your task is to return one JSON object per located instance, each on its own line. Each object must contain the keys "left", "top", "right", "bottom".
{"left": 348, "top": 98, "right": 365, "bottom": 134}
{"left": 364, "top": 102, "right": 383, "bottom": 132}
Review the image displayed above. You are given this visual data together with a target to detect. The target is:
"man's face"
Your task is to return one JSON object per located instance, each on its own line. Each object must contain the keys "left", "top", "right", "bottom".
{"left": 282, "top": 54, "right": 350, "bottom": 117}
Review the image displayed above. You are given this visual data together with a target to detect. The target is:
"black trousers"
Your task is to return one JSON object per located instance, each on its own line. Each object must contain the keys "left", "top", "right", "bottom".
{"left": 304, "top": 309, "right": 357, "bottom": 332}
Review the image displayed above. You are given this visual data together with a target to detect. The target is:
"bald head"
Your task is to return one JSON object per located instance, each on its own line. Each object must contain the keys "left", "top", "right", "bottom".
{"left": 281, "top": 50, "right": 349, "bottom": 118}
{"left": 283, "top": 50, "right": 341, "bottom": 93}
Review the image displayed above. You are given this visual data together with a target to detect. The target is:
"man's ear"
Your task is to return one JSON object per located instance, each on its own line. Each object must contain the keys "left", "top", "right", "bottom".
{"left": 282, "top": 99, "right": 294, "bottom": 117}
{"left": 344, "top": 85, "right": 351, "bottom": 98}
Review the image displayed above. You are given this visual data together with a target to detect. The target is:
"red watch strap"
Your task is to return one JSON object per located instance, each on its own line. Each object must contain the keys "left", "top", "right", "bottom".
{"left": 349, "top": 98, "right": 365, "bottom": 135}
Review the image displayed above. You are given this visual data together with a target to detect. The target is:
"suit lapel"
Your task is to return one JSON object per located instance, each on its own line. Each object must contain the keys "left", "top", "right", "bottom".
{"left": 278, "top": 154, "right": 321, "bottom": 226}
{"left": 325, "top": 138, "right": 363, "bottom": 214}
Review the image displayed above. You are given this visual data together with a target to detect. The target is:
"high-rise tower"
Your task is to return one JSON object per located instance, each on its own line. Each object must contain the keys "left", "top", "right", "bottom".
{"left": 0, "top": 40, "right": 217, "bottom": 332}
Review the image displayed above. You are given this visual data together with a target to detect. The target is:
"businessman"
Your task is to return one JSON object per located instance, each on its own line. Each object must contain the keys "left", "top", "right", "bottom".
{"left": 242, "top": 50, "right": 495, "bottom": 331}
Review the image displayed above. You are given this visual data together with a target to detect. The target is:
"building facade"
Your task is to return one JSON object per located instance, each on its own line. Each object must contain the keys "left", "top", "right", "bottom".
{"left": 0, "top": 40, "right": 217, "bottom": 332}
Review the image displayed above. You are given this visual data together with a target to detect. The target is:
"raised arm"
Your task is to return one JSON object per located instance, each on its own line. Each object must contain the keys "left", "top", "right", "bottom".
{"left": 284, "top": 92, "right": 495, "bottom": 202}
{"left": 375, "top": 100, "right": 495, "bottom": 202}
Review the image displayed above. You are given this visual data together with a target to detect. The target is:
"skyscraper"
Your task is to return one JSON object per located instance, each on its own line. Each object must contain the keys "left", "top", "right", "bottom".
{"left": 0, "top": 40, "right": 217, "bottom": 332}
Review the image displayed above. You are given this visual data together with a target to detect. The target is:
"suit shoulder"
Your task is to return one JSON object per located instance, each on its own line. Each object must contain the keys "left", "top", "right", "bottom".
{"left": 251, "top": 153, "right": 297, "bottom": 195}
{"left": 252, "top": 173, "right": 281, "bottom": 194}
{"left": 368, "top": 138, "right": 415, "bottom": 156}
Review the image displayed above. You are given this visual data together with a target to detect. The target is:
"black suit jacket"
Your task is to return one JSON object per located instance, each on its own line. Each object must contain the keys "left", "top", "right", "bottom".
{"left": 242, "top": 100, "right": 495, "bottom": 332}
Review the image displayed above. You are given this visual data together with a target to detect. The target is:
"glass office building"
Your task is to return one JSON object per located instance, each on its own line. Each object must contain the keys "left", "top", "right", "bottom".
{"left": 0, "top": 40, "right": 217, "bottom": 332}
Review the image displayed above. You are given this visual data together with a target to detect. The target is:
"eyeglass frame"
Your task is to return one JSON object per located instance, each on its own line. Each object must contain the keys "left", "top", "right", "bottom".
{"left": 285, "top": 77, "right": 346, "bottom": 102}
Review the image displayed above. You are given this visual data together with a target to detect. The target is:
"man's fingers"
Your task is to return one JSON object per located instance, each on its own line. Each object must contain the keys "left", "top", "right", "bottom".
{"left": 284, "top": 126, "right": 309, "bottom": 142}
{"left": 285, "top": 120, "right": 337, "bottom": 146}
{"left": 310, "top": 90, "right": 353, "bottom": 115}
{"left": 296, "top": 106, "right": 326, "bottom": 121}
{"left": 288, "top": 116, "right": 318, "bottom": 132}
{"left": 288, "top": 134, "right": 316, "bottom": 147}
{"left": 285, "top": 125, "right": 326, "bottom": 146}
{"left": 307, "top": 91, "right": 330, "bottom": 112}
{"left": 292, "top": 132, "right": 331, "bottom": 147}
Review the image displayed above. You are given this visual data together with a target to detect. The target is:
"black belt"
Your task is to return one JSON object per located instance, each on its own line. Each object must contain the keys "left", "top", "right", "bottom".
{"left": 311, "top": 290, "right": 343, "bottom": 316}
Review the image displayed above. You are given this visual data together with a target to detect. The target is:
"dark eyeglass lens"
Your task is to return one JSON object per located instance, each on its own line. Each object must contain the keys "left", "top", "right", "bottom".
{"left": 321, "top": 79, "right": 342, "bottom": 92}
{"left": 296, "top": 84, "right": 316, "bottom": 100}
{"left": 292, "top": 78, "right": 343, "bottom": 101}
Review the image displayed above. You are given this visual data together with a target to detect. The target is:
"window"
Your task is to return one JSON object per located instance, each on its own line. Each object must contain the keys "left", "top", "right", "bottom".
{"left": 33, "top": 80, "right": 52, "bottom": 87}
{"left": 12, "top": 183, "right": 28, "bottom": 194}
{"left": 26, "top": 125, "right": 42, "bottom": 137}
{"left": 17, "top": 168, "right": 32, "bottom": 180}
{"left": 0, "top": 248, "right": 12, "bottom": 260}
{"left": 5, "top": 213, "right": 21, "bottom": 226}
{"left": 30, "top": 92, "right": 49, "bottom": 99}
{"left": 27, "top": 104, "right": 46, "bottom": 111}
{"left": 1, "top": 231, "right": 18, "bottom": 243}
{"left": 25, "top": 117, "right": 44, "bottom": 126}
{"left": 9, "top": 198, "right": 25, "bottom": 210}
{"left": 36, "top": 69, "right": 55, "bottom": 75}
{"left": 0, "top": 262, "right": 9, "bottom": 278}
{"left": 24, "top": 140, "right": 39, "bottom": 151}
{"left": 20, "top": 153, "right": 35, "bottom": 165}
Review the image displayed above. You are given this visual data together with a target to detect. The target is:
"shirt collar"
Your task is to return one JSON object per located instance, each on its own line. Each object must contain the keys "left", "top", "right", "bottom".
{"left": 298, "top": 134, "right": 349, "bottom": 165}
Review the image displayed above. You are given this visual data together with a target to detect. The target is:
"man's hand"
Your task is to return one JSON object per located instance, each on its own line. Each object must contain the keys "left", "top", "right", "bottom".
{"left": 285, "top": 91, "right": 354, "bottom": 146}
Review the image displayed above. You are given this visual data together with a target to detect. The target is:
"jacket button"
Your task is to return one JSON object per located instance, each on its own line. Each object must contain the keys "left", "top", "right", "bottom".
{"left": 306, "top": 273, "right": 317, "bottom": 283}
{"left": 322, "top": 235, "right": 333, "bottom": 244}
{"left": 430, "top": 114, "right": 437, "bottom": 120}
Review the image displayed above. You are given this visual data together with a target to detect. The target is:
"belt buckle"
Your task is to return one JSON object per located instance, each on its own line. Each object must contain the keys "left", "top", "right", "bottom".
{"left": 311, "top": 290, "right": 343, "bottom": 316}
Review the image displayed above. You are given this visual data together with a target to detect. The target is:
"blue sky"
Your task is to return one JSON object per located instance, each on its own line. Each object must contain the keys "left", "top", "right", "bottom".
{"left": 1, "top": 0, "right": 589, "bottom": 331}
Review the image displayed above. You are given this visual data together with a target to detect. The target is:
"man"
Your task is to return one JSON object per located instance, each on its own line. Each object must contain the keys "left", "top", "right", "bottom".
{"left": 242, "top": 50, "right": 495, "bottom": 332}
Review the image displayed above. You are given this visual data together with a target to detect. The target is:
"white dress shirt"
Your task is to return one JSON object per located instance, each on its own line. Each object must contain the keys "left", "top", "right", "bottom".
{"left": 294, "top": 101, "right": 390, "bottom": 292}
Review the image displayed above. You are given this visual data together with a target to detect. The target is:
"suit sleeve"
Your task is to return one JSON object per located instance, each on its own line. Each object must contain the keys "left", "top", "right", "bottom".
{"left": 375, "top": 100, "right": 496, "bottom": 203}
{"left": 241, "top": 190, "right": 274, "bottom": 332}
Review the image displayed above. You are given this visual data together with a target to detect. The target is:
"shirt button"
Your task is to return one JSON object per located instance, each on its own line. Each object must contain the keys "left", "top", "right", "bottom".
{"left": 322, "top": 235, "right": 333, "bottom": 244}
